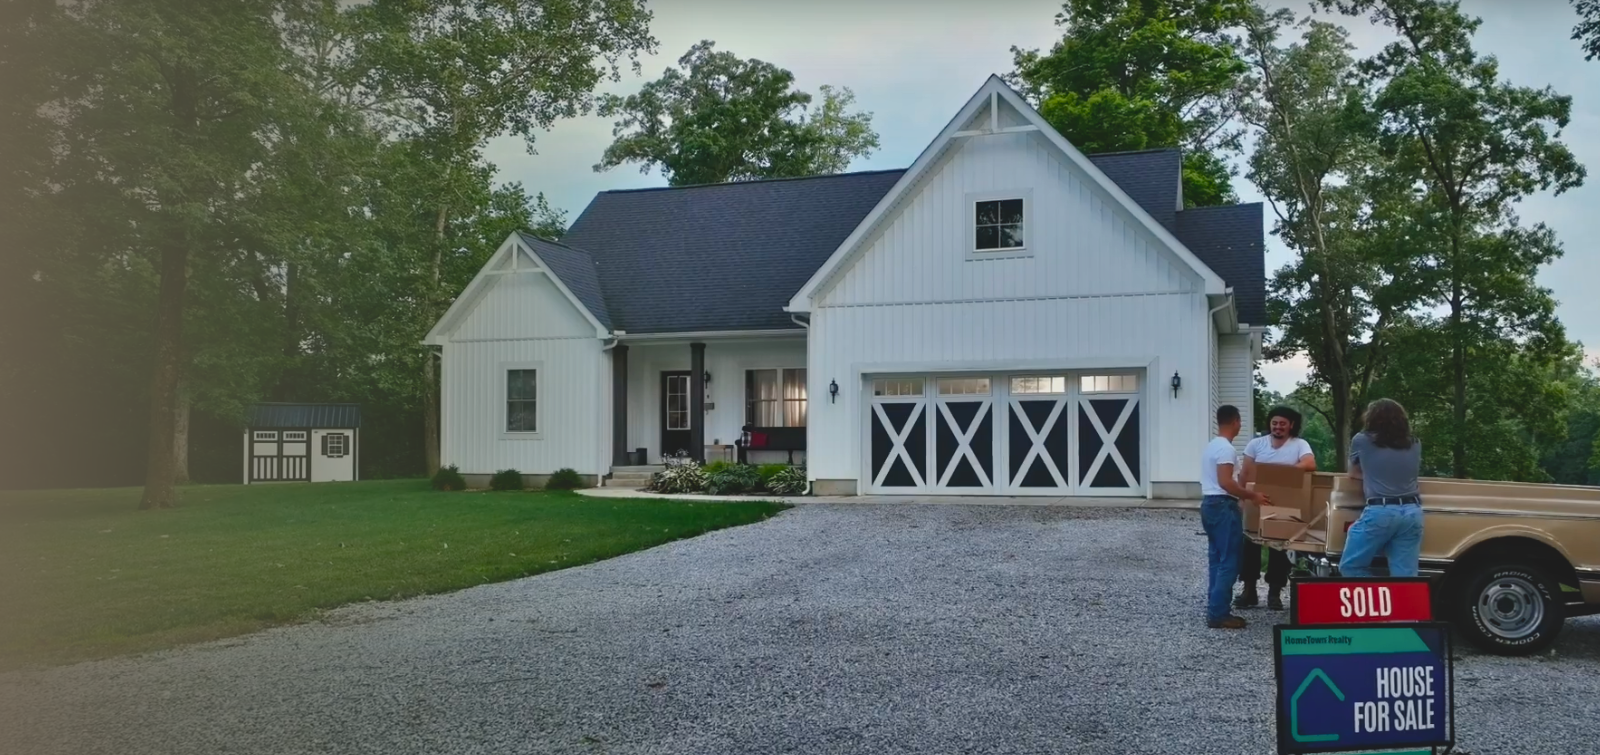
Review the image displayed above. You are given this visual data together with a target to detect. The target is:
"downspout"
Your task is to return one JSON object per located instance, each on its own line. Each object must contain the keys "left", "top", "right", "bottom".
{"left": 601, "top": 329, "right": 625, "bottom": 351}
{"left": 1208, "top": 288, "right": 1235, "bottom": 321}
{"left": 790, "top": 314, "right": 809, "bottom": 329}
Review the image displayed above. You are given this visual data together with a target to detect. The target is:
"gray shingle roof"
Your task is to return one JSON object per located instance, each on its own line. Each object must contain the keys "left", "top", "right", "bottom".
{"left": 541, "top": 152, "right": 1262, "bottom": 334}
{"left": 1087, "top": 149, "right": 1181, "bottom": 231}
{"left": 560, "top": 170, "right": 905, "bottom": 334}
{"left": 248, "top": 403, "right": 361, "bottom": 428}
{"left": 517, "top": 232, "right": 612, "bottom": 330}
{"left": 1174, "top": 203, "right": 1268, "bottom": 325}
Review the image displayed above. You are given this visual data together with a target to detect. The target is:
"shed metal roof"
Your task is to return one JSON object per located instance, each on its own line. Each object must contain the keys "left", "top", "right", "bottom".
{"left": 247, "top": 403, "right": 361, "bottom": 428}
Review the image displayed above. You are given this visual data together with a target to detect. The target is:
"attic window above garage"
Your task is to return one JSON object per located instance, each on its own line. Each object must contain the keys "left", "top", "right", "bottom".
{"left": 974, "top": 198, "right": 1025, "bottom": 251}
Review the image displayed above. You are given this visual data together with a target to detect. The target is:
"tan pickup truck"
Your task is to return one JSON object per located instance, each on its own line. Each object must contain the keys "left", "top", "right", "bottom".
{"left": 1246, "top": 469, "right": 1600, "bottom": 656}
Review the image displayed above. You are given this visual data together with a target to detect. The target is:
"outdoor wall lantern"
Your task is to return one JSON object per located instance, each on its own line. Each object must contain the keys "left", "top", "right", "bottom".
{"left": 829, "top": 379, "right": 839, "bottom": 404}
{"left": 1170, "top": 371, "right": 1182, "bottom": 398}
{"left": 703, "top": 371, "right": 712, "bottom": 385}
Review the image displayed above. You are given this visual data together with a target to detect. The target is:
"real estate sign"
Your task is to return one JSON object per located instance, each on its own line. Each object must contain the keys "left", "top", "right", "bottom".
{"left": 1274, "top": 624, "right": 1454, "bottom": 754}
{"left": 1289, "top": 577, "right": 1434, "bottom": 624}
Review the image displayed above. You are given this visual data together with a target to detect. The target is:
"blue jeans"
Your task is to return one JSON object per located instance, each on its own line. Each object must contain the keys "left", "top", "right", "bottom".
{"left": 1339, "top": 503, "right": 1424, "bottom": 577}
{"left": 1201, "top": 495, "right": 1243, "bottom": 622}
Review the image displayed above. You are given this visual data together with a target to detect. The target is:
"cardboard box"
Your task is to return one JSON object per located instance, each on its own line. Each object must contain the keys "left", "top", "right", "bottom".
{"left": 1259, "top": 504, "right": 1305, "bottom": 523}
{"left": 1262, "top": 517, "right": 1327, "bottom": 544}
{"left": 1243, "top": 499, "right": 1260, "bottom": 532}
{"left": 1255, "top": 463, "right": 1315, "bottom": 519}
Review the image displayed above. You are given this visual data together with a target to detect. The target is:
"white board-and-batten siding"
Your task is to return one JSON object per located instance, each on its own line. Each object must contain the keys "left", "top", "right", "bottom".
{"left": 439, "top": 270, "right": 607, "bottom": 475}
{"left": 803, "top": 98, "right": 1217, "bottom": 491}
{"left": 1217, "top": 334, "right": 1255, "bottom": 454}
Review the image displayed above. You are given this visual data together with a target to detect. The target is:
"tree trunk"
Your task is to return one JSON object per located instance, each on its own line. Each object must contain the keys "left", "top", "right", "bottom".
{"left": 173, "top": 384, "right": 191, "bottom": 485}
{"left": 140, "top": 230, "right": 190, "bottom": 509}
{"left": 1329, "top": 377, "right": 1352, "bottom": 472}
{"left": 1450, "top": 285, "right": 1467, "bottom": 478}
{"left": 422, "top": 206, "right": 449, "bottom": 476}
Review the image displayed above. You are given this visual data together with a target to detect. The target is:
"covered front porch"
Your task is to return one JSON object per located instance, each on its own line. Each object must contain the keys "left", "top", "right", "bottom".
{"left": 608, "top": 332, "right": 810, "bottom": 469}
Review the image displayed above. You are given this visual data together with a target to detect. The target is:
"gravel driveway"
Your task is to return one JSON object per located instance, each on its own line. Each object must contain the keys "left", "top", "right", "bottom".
{"left": 2, "top": 504, "right": 1596, "bottom": 754}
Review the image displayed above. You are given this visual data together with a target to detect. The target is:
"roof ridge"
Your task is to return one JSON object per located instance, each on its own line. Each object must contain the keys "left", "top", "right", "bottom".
{"left": 600, "top": 168, "right": 908, "bottom": 195}
{"left": 1085, "top": 147, "right": 1182, "bottom": 158}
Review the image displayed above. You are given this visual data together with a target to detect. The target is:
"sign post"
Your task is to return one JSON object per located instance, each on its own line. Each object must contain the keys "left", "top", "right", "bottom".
{"left": 1274, "top": 623, "right": 1454, "bottom": 754}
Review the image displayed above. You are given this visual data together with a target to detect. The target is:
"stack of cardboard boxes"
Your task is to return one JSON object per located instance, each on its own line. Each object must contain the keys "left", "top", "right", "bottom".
{"left": 1244, "top": 464, "right": 1335, "bottom": 546}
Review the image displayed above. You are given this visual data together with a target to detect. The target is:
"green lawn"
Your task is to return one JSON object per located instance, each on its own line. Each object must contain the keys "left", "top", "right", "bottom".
{"left": 0, "top": 480, "right": 788, "bottom": 670}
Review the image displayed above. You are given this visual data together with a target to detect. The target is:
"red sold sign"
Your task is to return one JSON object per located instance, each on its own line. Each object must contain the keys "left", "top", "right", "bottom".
{"left": 1290, "top": 578, "right": 1433, "bottom": 624}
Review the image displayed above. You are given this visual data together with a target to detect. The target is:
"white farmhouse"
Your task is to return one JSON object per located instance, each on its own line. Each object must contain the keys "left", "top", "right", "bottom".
{"left": 424, "top": 76, "right": 1264, "bottom": 497}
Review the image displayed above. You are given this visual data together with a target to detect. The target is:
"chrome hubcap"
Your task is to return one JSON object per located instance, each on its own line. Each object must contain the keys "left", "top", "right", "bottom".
{"left": 1477, "top": 577, "right": 1544, "bottom": 640}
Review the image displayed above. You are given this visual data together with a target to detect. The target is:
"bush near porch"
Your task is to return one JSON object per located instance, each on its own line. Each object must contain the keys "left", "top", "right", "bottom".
{"left": 0, "top": 480, "right": 787, "bottom": 670}
{"left": 648, "top": 461, "right": 807, "bottom": 496}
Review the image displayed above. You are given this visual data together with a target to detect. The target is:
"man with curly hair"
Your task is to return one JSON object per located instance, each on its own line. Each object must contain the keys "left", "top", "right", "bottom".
{"left": 1234, "top": 406, "right": 1316, "bottom": 610}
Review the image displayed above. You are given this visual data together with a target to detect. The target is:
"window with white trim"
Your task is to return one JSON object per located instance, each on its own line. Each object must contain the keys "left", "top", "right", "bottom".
{"left": 322, "top": 433, "right": 347, "bottom": 458}
{"left": 1010, "top": 376, "right": 1068, "bottom": 394}
{"left": 283, "top": 431, "right": 307, "bottom": 441}
{"left": 974, "top": 198, "right": 1025, "bottom": 251}
{"left": 937, "top": 377, "right": 991, "bottom": 396}
{"left": 506, "top": 369, "right": 538, "bottom": 432}
{"left": 872, "top": 378, "right": 925, "bottom": 397}
{"left": 745, "top": 369, "right": 807, "bottom": 427}
{"left": 253, "top": 431, "right": 278, "bottom": 441}
{"left": 1080, "top": 374, "right": 1139, "bottom": 393}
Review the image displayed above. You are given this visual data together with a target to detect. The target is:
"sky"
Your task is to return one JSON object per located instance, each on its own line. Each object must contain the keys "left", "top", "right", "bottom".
{"left": 486, "top": 0, "right": 1600, "bottom": 395}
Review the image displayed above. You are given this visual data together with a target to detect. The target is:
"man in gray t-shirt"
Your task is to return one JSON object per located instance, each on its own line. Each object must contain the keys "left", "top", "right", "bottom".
{"left": 1347, "top": 432, "right": 1421, "bottom": 500}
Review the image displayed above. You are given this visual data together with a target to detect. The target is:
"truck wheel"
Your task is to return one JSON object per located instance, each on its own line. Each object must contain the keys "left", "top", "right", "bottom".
{"left": 1454, "top": 561, "right": 1564, "bottom": 656}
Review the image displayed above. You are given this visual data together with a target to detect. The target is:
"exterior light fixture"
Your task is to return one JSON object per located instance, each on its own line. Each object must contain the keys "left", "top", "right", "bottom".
{"left": 1170, "top": 372, "right": 1182, "bottom": 398}
{"left": 829, "top": 379, "right": 839, "bottom": 404}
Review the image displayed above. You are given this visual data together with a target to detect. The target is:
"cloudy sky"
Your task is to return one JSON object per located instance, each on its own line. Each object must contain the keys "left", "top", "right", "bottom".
{"left": 486, "top": 0, "right": 1599, "bottom": 394}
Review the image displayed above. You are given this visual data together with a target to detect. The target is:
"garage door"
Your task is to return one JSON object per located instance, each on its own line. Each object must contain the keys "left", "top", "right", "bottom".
{"left": 865, "top": 372, "right": 1143, "bottom": 496}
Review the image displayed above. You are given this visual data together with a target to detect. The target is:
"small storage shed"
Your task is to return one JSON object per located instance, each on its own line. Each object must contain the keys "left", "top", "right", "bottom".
{"left": 244, "top": 403, "right": 360, "bottom": 483}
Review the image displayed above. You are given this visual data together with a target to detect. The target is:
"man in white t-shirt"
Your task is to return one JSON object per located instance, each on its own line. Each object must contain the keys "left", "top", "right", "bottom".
{"left": 1234, "top": 406, "right": 1317, "bottom": 611}
{"left": 1200, "top": 405, "right": 1269, "bottom": 629}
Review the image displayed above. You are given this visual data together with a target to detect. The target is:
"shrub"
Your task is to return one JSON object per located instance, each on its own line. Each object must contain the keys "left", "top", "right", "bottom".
{"left": 702, "top": 460, "right": 734, "bottom": 477}
{"left": 431, "top": 464, "right": 467, "bottom": 491}
{"left": 705, "top": 464, "right": 761, "bottom": 495}
{"left": 489, "top": 469, "right": 525, "bottom": 491}
{"left": 545, "top": 468, "right": 584, "bottom": 490}
{"left": 647, "top": 460, "right": 706, "bottom": 494}
{"left": 765, "top": 465, "right": 807, "bottom": 495}
{"left": 757, "top": 463, "right": 789, "bottom": 488}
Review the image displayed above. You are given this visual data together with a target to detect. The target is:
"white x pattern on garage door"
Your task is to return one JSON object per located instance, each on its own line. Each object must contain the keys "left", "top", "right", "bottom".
{"left": 866, "top": 372, "right": 1143, "bottom": 496}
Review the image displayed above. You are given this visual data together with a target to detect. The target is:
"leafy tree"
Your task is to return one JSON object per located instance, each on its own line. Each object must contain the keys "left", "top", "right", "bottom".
{"left": 1238, "top": 9, "right": 1394, "bottom": 467}
{"left": 1321, "top": 0, "right": 1585, "bottom": 478}
{"left": 1574, "top": 0, "right": 1600, "bottom": 60}
{"left": 594, "top": 40, "right": 879, "bottom": 186}
{"left": 1009, "top": 0, "right": 1254, "bottom": 206}
{"left": 344, "top": 0, "right": 655, "bottom": 473}
{"left": 42, "top": 0, "right": 336, "bottom": 508}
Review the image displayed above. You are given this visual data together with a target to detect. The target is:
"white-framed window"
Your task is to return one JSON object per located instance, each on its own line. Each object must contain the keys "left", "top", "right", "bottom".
{"left": 1080, "top": 374, "right": 1140, "bottom": 393}
{"left": 872, "top": 378, "right": 925, "bottom": 397}
{"left": 322, "top": 433, "right": 347, "bottom": 458}
{"left": 974, "top": 198, "right": 1025, "bottom": 251}
{"left": 504, "top": 367, "right": 539, "bottom": 433}
{"left": 253, "top": 431, "right": 278, "bottom": 441}
{"left": 937, "top": 377, "right": 991, "bottom": 396}
{"left": 745, "top": 368, "right": 807, "bottom": 427}
{"left": 283, "top": 431, "right": 307, "bottom": 441}
{"left": 1010, "top": 376, "right": 1069, "bottom": 394}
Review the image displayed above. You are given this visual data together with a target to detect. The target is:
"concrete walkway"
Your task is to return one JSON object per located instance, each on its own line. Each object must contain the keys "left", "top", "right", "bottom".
{"left": 577, "top": 485, "right": 1199, "bottom": 509}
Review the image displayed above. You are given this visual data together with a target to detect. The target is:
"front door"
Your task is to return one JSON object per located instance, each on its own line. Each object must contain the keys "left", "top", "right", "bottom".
{"left": 660, "top": 371, "right": 692, "bottom": 459}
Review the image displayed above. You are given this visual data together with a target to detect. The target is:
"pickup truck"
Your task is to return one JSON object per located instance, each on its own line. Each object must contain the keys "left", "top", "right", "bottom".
{"left": 1247, "top": 473, "right": 1600, "bottom": 656}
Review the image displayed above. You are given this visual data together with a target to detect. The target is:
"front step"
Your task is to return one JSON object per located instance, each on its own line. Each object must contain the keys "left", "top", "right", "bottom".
{"left": 605, "top": 465, "right": 663, "bottom": 488}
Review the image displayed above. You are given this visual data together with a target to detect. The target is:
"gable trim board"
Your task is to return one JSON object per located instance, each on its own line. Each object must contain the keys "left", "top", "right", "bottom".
{"left": 424, "top": 234, "right": 609, "bottom": 346}
{"left": 787, "top": 76, "right": 1227, "bottom": 314}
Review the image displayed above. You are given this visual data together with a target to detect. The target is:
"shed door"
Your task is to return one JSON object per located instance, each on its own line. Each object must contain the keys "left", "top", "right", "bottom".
{"left": 250, "top": 430, "right": 310, "bottom": 482}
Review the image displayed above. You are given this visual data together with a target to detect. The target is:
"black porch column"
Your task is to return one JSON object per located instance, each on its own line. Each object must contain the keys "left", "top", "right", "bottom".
{"left": 690, "top": 342, "right": 706, "bottom": 462}
{"left": 611, "top": 343, "right": 629, "bottom": 466}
